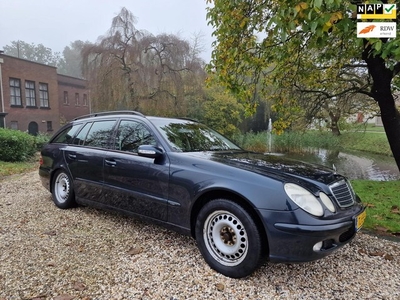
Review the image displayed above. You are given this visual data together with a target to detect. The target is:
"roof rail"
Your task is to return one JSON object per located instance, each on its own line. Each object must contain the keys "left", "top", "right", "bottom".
{"left": 74, "top": 110, "right": 145, "bottom": 120}
{"left": 178, "top": 117, "right": 199, "bottom": 123}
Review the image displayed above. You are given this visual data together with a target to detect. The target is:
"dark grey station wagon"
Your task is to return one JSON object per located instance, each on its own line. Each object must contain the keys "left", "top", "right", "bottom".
{"left": 39, "top": 111, "right": 366, "bottom": 278}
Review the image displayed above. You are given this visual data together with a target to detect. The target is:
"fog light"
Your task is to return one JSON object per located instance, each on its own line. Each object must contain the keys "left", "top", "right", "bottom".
{"left": 313, "top": 241, "right": 323, "bottom": 251}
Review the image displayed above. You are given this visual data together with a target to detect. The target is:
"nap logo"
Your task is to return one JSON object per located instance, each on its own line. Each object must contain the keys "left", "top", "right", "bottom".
{"left": 357, "top": 4, "right": 396, "bottom": 19}
{"left": 357, "top": 22, "right": 397, "bottom": 38}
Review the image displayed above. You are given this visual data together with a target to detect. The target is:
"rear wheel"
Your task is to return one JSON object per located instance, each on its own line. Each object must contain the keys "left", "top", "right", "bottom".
{"left": 52, "top": 170, "right": 76, "bottom": 209}
{"left": 195, "top": 199, "right": 264, "bottom": 278}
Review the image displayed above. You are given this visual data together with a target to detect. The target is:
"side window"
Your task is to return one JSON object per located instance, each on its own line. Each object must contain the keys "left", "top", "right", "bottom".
{"left": 52, "top": 124, "right": 82, "bottom": 144}
{"left": 73, "top": 122, "right": 92, "bottom": 146}
{"left": 116, "top": 120, "right": 156, "bottom": 153}
{"left": 84, "top": 120, "right": 116, "bottom": 148}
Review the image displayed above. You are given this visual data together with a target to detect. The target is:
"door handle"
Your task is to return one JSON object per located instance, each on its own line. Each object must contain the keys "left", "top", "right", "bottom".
{"left": 105, "top": 159, "right": 117, "bottom": 166}
{"left": 67, "top": 153, "right": 77, "bottom": 159}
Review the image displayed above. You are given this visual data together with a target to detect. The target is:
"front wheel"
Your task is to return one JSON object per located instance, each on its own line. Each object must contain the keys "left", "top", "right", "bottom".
{"left": 195, "top": 199, "right": 264, "bottom": 278}
{"left": 52, "top": 170, "right": 76, "bottom": 209}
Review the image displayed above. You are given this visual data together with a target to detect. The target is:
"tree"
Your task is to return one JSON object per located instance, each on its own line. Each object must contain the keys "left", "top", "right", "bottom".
{"left": 58, "top": 40, "right": 90, "bottom": 78}
{"left": 285, "top": 56, "right": 379, "bottom": 134}
{"left": 3, "top": 41, "right": 61, "bottom": 66}
{"left": 206, "top": 0, "right": 400, "bottom": 171}
{"left": 82, "top": 7, "right": 207, "bottom": 116}
{"left": 82, "top": 7, "right": 147, "bottom": 111}
{"left": 202, "top": 82, "right": 244, "bottom": 137}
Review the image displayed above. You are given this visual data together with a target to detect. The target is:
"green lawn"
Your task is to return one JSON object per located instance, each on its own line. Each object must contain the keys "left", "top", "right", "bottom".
{"left": 352, "top": 180, "right": 400, "bottom": 236}
{"left": 340, "top": 131, "right": 391, "bottom": 156}
{"left": 0, "top": 154, "right": 39, "bottom": 178}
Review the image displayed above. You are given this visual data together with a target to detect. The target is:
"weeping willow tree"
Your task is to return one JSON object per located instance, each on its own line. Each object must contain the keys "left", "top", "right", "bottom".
{"left": 82, "top": 7, "right": 207, "bottom": 116}
{"left": 82, "top": 8, "right": 146, "bottom": 111}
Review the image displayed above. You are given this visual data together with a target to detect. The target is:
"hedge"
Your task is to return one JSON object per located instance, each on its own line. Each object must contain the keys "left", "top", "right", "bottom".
{"left": 0, "top": 128, "right": 37, "bottom": 162}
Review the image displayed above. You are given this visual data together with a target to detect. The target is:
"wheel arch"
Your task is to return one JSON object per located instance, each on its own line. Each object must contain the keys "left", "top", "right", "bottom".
{"left": 190, "top": 189, "right": 269, "bottom": 254}
{"left": 49, "top": 166, "right": 71, "bottom": 194}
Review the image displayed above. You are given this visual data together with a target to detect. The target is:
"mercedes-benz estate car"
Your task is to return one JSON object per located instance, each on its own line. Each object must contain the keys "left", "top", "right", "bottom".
{"left": 39, "top": 111, "right": 366, "bottom": 278}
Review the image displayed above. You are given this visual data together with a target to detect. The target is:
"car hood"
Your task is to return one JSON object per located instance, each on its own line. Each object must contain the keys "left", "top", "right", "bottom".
{"left": 189, "top": 151, "right": 341, "bottom": 185}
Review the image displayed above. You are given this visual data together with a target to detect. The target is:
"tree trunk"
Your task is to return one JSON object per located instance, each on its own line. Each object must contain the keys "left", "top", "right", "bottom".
{"left": 328, "top": 110, "right": 341, "bottom": 136}
{"left": 363, "top": 42, "right": 400, "bottom": 172}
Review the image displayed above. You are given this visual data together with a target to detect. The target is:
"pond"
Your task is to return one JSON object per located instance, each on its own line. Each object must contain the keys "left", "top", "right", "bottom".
{"left": 282, "top": 149, "right": 400, "bottom": 181}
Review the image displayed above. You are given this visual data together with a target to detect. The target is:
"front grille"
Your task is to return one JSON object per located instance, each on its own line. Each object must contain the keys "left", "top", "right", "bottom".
{"left": 330, "top": 180, "right": 355, "bottom": 208}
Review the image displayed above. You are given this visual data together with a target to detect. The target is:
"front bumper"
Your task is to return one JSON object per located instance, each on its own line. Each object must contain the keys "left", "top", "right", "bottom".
{"left": 258, "top": 205, "right": 365, "bottom": 263}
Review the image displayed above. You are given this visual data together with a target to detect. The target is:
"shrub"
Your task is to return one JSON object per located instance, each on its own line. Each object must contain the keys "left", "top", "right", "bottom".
{"left": 232, "top": 131, "right": 269, "bottom": 152}
{"left": 35, "top": 132, "right": 51, "bottom": 150}
{"left": 0, "top": 128, "right": 36, "bottom": 162}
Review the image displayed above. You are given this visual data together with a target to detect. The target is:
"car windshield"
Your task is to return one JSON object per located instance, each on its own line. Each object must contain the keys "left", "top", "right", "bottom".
{"left": 150, "top": 118, "right": 242, "bottom": 152}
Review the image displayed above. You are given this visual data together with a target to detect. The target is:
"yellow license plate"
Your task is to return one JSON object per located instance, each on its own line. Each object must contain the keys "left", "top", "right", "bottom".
{"left": 356, "top": 209, "right": 367, "bottom": 231}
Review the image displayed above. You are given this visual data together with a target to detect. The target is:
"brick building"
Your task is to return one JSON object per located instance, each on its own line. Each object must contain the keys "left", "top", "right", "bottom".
{"left": 57, "top": 74, "right": 90, "bottom": 125}
{"left": 0, "top": 53, "right": 89, "bottom": 135}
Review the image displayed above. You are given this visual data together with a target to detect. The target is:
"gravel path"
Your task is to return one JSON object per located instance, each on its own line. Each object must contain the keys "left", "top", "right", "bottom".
{"left": 1, "top": 171, "right": 399, "bottom": 300}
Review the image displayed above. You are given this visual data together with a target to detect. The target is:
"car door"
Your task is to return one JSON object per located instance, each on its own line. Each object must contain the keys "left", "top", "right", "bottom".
{"left": 64, "top": 119, "right": 116, "bottom": 202}
{"left": 102, "top": 119, "right": 170, "bottom": 221}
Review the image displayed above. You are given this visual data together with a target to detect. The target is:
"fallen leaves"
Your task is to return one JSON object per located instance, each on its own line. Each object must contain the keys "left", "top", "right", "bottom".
{"left": 390, "top": 205, "right": 400, "bottom": 214}
{"left": 73, "top": 281, "right": 86, "bottom": 291}
{"left": 127, "top": 246, "right": 143, "bottom": 256}
{"left": 43, "top": 230, "right": 57, "bottom": 236}
{"left": 216, "top": 283, "right": 225, "bottom": 291}
{"left": 358, "top": 249, "right": 394, "bottom": 261}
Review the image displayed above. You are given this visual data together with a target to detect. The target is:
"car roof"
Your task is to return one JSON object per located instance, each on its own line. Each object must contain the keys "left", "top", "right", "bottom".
{"left": 72, "top": 111, "right": 198, "bottom": 123}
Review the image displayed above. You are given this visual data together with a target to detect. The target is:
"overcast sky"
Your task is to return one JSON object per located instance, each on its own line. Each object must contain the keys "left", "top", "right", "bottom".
{"left": 0, "top": 0, "right": 214, "bottom": 61}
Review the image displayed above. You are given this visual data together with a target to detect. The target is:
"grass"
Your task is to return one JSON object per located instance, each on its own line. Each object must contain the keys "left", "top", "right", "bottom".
{"left": 340, "top": 131, "right": 391, "bottom": 156}
{"left": 352, "top": 180, "right": 400, "bottom": 235}
{"left": 352, "top": 123, "right": 386, "bottom": 133}
{"left": 234, "top": 129, "right": 391, "bottom": 156}
{"left": 0, "top": 153, "right": 39, "bottom": 178}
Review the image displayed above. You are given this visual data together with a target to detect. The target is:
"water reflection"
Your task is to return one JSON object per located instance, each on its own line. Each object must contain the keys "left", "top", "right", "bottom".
{"left": 284, "top": 149, "right": 399, "bottom": 181}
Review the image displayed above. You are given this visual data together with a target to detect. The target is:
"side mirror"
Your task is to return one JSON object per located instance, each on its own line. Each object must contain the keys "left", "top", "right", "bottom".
{"left": 138, "top": 145, "right": 163, "bottom": 158}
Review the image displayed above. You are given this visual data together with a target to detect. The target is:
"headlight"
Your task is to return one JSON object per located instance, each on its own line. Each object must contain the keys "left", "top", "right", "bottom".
{"left": 319, "top": 192, "right": 336, "bottom": 213}
{"left": 284, "top": 183, "right": 324, "bottom": 217}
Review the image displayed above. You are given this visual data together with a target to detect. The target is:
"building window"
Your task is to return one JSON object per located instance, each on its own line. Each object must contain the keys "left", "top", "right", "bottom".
{"left": 10, "top": 121, "right": 18, "bottom": 130}
{"left": 25, "top": 80, "right": 36, "bottom": 107}
{"left": 10, "top": 78, "right": 22, "bottom": 106}
{"left": 75, "top": 93, "right": 79, "bottom": 106}
{"left": 63, "top": 91, "right": 69, "bottom": 105}
{"left": 47, "top": 121, "right": 53, "bottom": 131}
{"left": 83, "top": 93, "right": 88, "bottom": 106}
{"left": 39, "top": 83, "right": 49, "bottom": 107}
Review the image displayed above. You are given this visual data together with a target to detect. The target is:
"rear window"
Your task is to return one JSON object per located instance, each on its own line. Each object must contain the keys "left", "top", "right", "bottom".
{"left": 51, "top": 124, "right": 82, "bottom": 144}
{"left": 84, "top": 120, "right": 116, "bottom": 148}
{"left": 72, "top": 120, "right": 116, "bottom": 149}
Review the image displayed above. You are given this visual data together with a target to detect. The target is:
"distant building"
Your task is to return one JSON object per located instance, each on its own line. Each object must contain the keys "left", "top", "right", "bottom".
{"left": 0, "top": 53, "right": 89, "bottom": 135}
{"left": 57, "top": 74, "right": 90, "bottom": 125}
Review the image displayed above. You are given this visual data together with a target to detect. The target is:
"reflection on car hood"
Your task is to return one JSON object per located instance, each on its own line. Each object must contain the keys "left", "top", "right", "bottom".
{"left": 191, "top": 151, "right": 340, "bottom": 185}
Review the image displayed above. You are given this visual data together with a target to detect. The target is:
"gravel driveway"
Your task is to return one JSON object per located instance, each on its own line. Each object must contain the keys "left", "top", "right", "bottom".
{"left": 1, "top": 171, "right": 399, "bottom": 300}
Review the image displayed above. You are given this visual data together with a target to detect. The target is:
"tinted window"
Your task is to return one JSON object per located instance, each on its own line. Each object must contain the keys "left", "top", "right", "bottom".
{"left": 72, "top": 122, "right": 92, "bottom": 146}
{"left": 84, "top": 120, "right": 116, "bottom": 148}
{"left": 116, "top": 120, "right": 156, "bottom": 153}
{"left": 52, "top": 124, "right": 82, "bottom": 144}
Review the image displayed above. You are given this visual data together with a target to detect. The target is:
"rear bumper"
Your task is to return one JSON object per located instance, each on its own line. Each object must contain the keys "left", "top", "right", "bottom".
{"left": 38, "top": 167, "right": 51, "bottom": 191}
{"left": 259, "top": 205, "right": 365, "bottom": 263}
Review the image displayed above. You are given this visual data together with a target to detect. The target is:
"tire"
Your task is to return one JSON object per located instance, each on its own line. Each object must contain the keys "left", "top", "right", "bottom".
{"left": 195, "top": 199, "right": 264, "bottom": 278}
{"left": 52, "top": 170, "right": 76, "bottom": 209}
